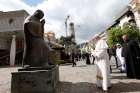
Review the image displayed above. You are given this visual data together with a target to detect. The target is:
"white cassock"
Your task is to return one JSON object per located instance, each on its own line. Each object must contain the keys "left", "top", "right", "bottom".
{"left": 92, "top": 39, "right": 111, "bottom": 91}
{"left": 116, "top": 47, "right": 125, "bottom": 71}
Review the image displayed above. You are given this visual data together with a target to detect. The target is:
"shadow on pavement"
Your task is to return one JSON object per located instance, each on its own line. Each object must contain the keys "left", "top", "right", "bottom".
{"left": 56, "top": 81, "right": 103, "bottom": 93}
{"left": 111, "top": 75, "right": 127, "bottom": 79}
{"left": 76, "top": 65, "right": 87, "bottom": 67}
{"left": 109, "top": 82, "right": 140, "bottom": 93}
{"left": 56, "top": 81, "right": 140, "bottom": 93}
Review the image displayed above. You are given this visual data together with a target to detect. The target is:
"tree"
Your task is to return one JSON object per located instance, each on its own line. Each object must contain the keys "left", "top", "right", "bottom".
{"left": 107, "top": 23, "right": 140, "bottom": 47}
{"left": 122, "top": 23, "right": 140, "bottom": 41}
{"left": 58, "top": 36, "right": 66, "bottom": 46}
{"left": 58, "top": 36, "right": 76, "bottom": 46}
{"left": 108, "top": 27, "right": 123, "bottom": 47}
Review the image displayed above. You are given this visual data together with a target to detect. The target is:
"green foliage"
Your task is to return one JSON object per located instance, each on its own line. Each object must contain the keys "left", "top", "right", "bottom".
{"left": 58, "top": 36, "right": 77, "bottom": 46}
{"left": 55, "top": 60, "right": 67, "bottom": 65}
{"left": 108, "top": 27, "right": 123, "bottom": 47}
{"left": 107, "top": 23, "right": 140, "bottom": 47}
{"left": 122, "top": 23, "right": 140, "bottom": 40}
{"left": 64, "top": 59, "right": 72, "bottom": 63}
{"left": 58, "top": 36, "right": 66, "bottom": 46}
{"left": 55, "top": 59, "right": 72, "bottom": 65}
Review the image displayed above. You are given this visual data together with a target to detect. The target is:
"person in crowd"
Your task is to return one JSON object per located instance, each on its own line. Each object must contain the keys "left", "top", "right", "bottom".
{"left": 91, "top": 55, "right": 95, "bottom": 64}
{"left": 122, "top": 34, "right": 140, "bottom": 79}
{"left": 82, "top": 53, "right": 86, "bottom": 61}
{"left": 108, "top": 45, "right": 118, "bottom": 68}
{"left": 78, "top": 53, "right": 82, "bottom": 61}
{"left": 85, "top": 52, "right": 90, "bottom": 64}
{"left": 92, "top": 36, "right": 111, "bottom": 92}
{"left": 116, "top": 43, "right": 126, "bottom": 72}
{"left": 71, "top": 52, "right": 76, "bottom": 67}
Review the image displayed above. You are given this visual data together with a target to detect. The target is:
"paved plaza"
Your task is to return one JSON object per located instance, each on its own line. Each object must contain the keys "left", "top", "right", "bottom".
{"left": 0, "top": 60, "right": 140, "bottom": 93}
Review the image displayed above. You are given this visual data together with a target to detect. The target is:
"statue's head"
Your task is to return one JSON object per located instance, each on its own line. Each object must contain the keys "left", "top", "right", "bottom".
{"left": 33, "top": 9, "right": 44, "bottom": 19}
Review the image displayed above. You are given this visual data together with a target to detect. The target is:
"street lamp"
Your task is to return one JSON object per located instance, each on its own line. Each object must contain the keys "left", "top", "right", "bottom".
{"left": 64, "top": 15, "right": 70, "bottom": 55}
{"left": 65, "top": 15, "right": 70, "bottom": 37}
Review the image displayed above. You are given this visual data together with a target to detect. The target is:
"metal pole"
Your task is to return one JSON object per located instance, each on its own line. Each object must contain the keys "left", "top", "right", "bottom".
{"left": 65, "top": 15, "right": 70, "bottom": 37}
{"left": 65, "top": 15, "right": 70, "bottom": 55}
{"left": 65, "top": 20, "right": 67, "bottom": 37}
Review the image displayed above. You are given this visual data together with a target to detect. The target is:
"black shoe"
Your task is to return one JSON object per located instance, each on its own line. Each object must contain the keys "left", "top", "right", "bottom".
{"left": 96, "top": 86, "right": 102, "bottom": 89}
{"left": 108, "top": 86, "right": 112, "bottom": 89}
{"left": 103, "top": 90, "right": 108, "bottom": 93}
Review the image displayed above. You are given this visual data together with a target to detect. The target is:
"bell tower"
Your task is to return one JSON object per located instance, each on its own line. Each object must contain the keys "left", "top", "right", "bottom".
{"left": 69, "top": 22, "right": 75, "bottom": 42}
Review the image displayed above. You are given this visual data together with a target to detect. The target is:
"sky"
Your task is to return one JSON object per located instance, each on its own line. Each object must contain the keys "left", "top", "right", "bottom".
{"left": 0, "top": 0, "right": 131, "bottom": 43}
{"left": 23, "top": 0, "right": 45, "bottom": 6}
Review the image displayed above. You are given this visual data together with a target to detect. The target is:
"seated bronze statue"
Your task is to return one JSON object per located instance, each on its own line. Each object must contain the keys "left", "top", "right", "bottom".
{"left": 23, "top": 9, "right": 54, "bottom": 67}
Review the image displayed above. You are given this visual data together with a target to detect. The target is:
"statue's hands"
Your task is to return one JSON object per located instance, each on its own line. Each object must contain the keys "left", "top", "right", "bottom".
{"left": 41, "top": 19, "right": 45, "bottom": 25}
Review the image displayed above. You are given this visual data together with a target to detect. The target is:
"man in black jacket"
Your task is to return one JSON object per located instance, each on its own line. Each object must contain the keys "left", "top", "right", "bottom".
{"left": 122, "top": 34, "right": 140, "bottom": 79}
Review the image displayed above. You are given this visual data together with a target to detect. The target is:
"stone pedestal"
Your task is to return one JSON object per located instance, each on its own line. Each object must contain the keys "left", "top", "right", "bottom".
{"left": 11, "top": 66, "right": 59, "bottom": 93}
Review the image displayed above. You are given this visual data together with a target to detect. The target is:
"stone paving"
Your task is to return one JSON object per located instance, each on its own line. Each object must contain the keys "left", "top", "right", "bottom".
{"left": 0, "top": 60, "right": 140, "bottom": 93}
{"left": 56, "top": 61, "right": 140, "bottom": 93}
{"left": 0, "top": 66, "right": 19, "bottom": 93}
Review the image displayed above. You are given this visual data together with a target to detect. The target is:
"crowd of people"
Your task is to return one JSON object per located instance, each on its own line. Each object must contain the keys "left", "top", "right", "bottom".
{"left": 71, "top": 52, "right": 95, "bottom": 67}
{"left": 71, "top": 34, "right": 140, "bottom": 92}
{"left": 93, "top": 34, "right": 140, "bottom": 92}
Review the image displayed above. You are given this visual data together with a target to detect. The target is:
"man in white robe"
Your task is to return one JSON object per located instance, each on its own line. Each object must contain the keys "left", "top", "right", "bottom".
{"left": 92, "top": 36, "right": 111, "bottom": 92}
{"left": 116, "top": 43, "right": 126, "bottom": 72}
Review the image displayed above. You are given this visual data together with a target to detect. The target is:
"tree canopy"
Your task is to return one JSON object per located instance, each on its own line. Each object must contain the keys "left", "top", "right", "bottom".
{"left": 107, "top": 23, "right": 140, "bottom": 47}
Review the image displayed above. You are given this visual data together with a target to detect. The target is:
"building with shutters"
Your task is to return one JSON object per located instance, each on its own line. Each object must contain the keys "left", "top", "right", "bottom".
{"left": 0, "top": 10, "right": 29, "bottom": 65}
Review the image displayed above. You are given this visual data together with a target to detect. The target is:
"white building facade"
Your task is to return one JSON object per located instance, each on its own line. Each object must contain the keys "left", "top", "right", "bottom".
{"left": 0, "top": 10, "right": 29, "bottom": 65}
{"left": 130, "top": 0, "right": 140, "bottom": 30}
{"left": 0, "top": 10, "right": 29, "bottom": 50}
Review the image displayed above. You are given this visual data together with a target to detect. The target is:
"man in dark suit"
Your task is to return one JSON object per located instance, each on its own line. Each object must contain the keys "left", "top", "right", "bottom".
{"left": 122, "top": 34, "right": 140, "bottom": 79}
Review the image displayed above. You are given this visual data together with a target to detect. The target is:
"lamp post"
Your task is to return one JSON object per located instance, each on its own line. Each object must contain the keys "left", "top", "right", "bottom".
{"left": 64, "top": 15, "right": 70, "bottom": 55}
{"left": 65, "top": 15, "right": 70, "bottom": 37}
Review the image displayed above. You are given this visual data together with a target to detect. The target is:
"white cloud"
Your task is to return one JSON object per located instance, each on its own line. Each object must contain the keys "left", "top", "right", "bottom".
{"left": 0, "top": 0, "right": 131, "bottom": 43}
{"left": 0, "top": 0, "right": 32, "bottom": 11}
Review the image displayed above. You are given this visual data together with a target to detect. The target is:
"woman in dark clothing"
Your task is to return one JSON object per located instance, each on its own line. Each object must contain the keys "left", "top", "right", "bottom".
{"left": 85, "top": 53, "right": 90, "bottom": 64}
{"left": 72, "top": 52, "right": 76, "bottom": 67}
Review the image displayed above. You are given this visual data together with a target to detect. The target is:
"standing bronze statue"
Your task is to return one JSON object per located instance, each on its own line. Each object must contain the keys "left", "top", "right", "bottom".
{"left": 23, "top": 9, "right": 54, "bottom": 67}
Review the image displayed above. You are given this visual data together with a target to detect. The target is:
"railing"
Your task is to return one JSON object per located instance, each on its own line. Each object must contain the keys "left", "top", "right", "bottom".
{"left": 0, "top": 49, "right": 24, "bottom": 65}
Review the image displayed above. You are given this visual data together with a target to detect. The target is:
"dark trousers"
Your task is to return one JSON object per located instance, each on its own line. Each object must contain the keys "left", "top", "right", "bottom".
{"left": 72, "top": 59, "right": 76, "bottom": 67}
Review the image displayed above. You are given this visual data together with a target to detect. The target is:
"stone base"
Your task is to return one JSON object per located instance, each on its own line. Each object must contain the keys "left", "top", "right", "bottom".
{"left": 11, "top": 66, "right": 59, "bottom": 93}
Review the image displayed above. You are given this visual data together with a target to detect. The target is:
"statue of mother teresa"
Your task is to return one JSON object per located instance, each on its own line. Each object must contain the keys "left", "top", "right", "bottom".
{"left": 23, "top": 10, "right": 54, "bottom": 67}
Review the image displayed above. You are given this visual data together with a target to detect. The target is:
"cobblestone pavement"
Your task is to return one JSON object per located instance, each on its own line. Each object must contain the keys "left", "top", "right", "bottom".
{"left": 0, "top": 60, "right": 140, "bottom": 93}
{"left": 56, "top": 60, "right": 140, "bottom": 93}
{"left": 0, "top": 66, "right": 20, "bottom": 93}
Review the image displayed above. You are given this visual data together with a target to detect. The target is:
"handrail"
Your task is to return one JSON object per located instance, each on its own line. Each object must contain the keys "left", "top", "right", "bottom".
{"left": 0, "top": 49, "right": 23, "bottom": 60}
